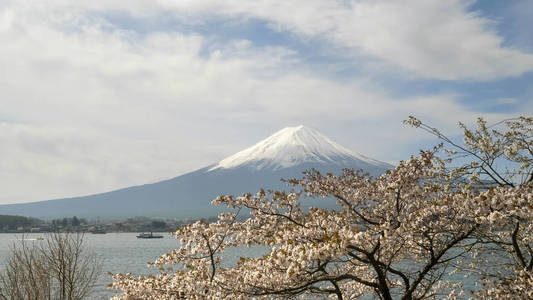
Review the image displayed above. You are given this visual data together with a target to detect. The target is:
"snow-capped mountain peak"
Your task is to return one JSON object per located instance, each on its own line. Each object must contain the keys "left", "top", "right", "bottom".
{"left": 209, "top": 125, "right": 390, "bottom": 171}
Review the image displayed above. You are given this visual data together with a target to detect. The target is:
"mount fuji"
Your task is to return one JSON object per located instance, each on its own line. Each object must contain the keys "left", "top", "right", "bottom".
{"left": 0, "top": 126, "right": 393, "bottom": 219}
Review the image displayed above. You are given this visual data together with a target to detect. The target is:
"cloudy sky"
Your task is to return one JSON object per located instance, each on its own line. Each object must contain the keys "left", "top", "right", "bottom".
{"left": 1, "top": 0, "right": 532, "bottom": 204}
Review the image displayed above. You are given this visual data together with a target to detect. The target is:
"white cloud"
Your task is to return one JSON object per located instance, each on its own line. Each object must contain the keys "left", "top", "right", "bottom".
{"left": 137, "top": 0, "right": 533, "bottom": 81}
{"left": 8, "top": 0, "right": 533, "bottom": 82}
{"left": 0, "top": 1, "right": 527, "bottom": 204}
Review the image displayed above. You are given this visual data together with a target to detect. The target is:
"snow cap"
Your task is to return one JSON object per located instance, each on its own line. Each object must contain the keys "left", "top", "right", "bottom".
{"left": 209, "top": 125, "right": 386, "bottom": 171}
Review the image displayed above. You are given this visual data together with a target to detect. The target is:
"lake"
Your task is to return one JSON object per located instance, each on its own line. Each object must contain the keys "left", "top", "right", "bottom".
{"left": 0, "top": 232, "right": 195, "bottom": 299}
{"left": 0, "top": 232, "right": 481, "bottom": 299}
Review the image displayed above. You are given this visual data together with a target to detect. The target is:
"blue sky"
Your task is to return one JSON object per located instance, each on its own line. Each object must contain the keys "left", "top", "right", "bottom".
{"left": 1, "top": 0, "right": 532, "bottom": 204}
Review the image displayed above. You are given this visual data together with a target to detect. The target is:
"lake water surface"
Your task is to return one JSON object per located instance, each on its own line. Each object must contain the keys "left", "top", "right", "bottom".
{"left": 0, "top": 233, "right": 480, "bottom": 299}
{"left": 0, "top": 232, "right": 199, "bottom": 299}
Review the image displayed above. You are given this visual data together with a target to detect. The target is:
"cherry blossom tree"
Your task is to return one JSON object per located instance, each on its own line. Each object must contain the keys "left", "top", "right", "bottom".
{"left": 111, "top": 116, "right": 532, "bottom": 299}
{"left": 405, "top": 116, "right": 533, "bottom": 299}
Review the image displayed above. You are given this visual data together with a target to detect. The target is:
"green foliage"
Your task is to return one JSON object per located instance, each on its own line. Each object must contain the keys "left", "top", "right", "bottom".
{"left": 151, "top": 220, "right": 166, "bottom": 229}
{"left": 50, "top": 216, "right": 87, "bottom": 228}
{"left": 0, "top": 215, "right": 42, "bottom": 230}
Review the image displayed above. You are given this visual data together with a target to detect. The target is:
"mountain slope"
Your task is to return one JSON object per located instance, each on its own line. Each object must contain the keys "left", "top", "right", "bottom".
{"left": 0, "top": 126, "right": 393, "bottom": 219}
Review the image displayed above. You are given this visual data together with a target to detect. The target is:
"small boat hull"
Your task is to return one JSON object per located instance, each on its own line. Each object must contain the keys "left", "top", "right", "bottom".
{"left": 136, "top": 232, "right": 163, "bottom": 239}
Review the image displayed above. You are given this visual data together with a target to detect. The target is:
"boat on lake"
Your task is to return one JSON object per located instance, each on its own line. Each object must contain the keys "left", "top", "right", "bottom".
{"left": 90, "top": 227, "right": 106, "bottom": 234}
{"left": 136, "top": 232, "right": 163, "bottom": 239}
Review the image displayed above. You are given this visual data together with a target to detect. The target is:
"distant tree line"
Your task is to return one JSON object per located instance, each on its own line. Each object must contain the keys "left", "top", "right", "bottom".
{"left": 0, "top": 215, "right": 43, "bottom": 230}
{"left": 0, "top": 214, "right": 220, "bottom": 233}
{"left": 0, "top": 216, "right": 92, "bottom": 233}
{"left": 50, "top": 216, "right": 88, "bottom": 229}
